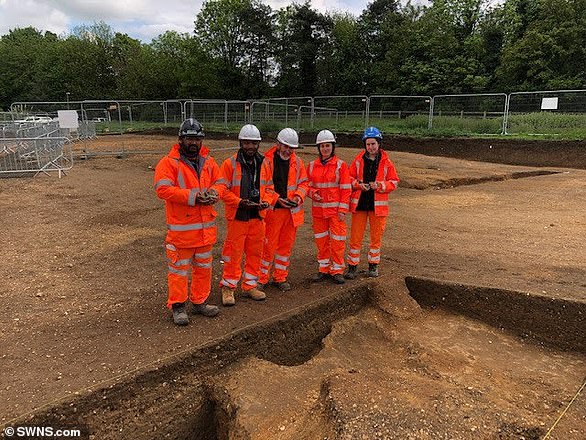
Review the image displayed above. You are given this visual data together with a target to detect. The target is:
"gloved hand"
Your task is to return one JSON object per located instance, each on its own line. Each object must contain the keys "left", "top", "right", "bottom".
{"left": 277, "top": 197, "right": 299, "bottom": 208}
{"left": 196, "top": 191, "right": 210, "bottom": 204}
{"left": 359, "top": 182, "right": 370, "bottom": 191}
{"left": 259, "top": 201, "right": 270, "bottom": 210}
{"left": 239, "top": 199, "right": 259, "bottom": 209}
{"left": 206, "top": 188, "right": 219, "bottom": 204}
{"left": 276, "top": 198, "right": 290, "bottom": 208}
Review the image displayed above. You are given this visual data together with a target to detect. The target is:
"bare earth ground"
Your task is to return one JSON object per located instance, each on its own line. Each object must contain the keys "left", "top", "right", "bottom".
{"left": 0, "top": 134, "right": 585, "bottom": 438}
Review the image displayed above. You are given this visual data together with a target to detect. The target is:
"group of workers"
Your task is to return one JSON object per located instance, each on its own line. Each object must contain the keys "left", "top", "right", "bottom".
{"left": 154, "top": 119, "right": 399, "bottom": 325}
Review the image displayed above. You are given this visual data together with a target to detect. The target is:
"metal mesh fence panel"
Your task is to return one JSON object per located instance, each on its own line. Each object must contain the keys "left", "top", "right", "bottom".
{"left": 368, "top": 95, "right": 432, "bottom": 132}
{"left": 311, "top": 96, "right": 368, "bottom": 132}
{"left": 185, "top": 100, "right": 250, "bottom": 131}
{"left": 506, "top": 90, "right": 586, "bottom": 136}
{"left": 250, "top": 101, "right": 301, "bottom": 131}
{"left": 0, "top": 137, "right": 72, "bottom": 177}
{"left": 431, "top": 94, "right": 507, "bottom": 135}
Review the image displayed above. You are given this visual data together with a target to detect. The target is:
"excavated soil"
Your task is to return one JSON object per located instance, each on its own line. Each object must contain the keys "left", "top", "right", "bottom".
{"left": 1, "top": 134, "right": 585, "bottom": 439}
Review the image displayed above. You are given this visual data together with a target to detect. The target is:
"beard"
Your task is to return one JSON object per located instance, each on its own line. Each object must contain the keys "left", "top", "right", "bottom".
{"left": 179, "top": 141, "right": 200, "bottom": 160}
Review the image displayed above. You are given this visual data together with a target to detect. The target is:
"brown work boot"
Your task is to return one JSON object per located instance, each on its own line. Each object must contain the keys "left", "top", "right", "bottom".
{"left": 221, "top": 287, "right": 236, "bottom": 306}
{"left": 246, "top": 287, "right": 266, "bottom": 301}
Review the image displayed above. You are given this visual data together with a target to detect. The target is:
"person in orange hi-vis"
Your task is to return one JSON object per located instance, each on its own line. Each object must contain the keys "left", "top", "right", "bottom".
{"left": 306, "top": 129, "right": 352, "bottom": 284}
{"left": 215, "top": 124, "right": 276, "bottom": 306}
{"left": 258, "top": 128, "right": 309, "bottom": 292}
{"left": 344, "top": 126, "right": 399, "bottom": 280}
{"left": 154, "top": 119, "right": 221, "bottom": 326}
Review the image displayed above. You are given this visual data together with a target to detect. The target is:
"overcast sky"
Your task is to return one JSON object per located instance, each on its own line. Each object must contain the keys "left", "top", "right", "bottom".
{"left": 0, "top": 0, "right": 373, "bottom": 43}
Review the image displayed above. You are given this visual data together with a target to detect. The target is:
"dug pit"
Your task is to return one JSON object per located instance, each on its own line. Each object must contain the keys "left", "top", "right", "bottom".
{"left": 13, "top": 275, "right": 585, "bottom": 440}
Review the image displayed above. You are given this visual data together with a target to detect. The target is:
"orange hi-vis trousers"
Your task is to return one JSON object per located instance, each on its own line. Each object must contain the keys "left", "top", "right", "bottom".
{"left": 165, "top": 243, "right": 213, "bottom": 308}
{"left": 220, "top": 218, "right": 265, "bottom": 291}
{"left": 260, "top": 209, "right": 298, "bottom": 284}
{"left": 312, "top": 216, "right": 347, "bottom": 275}
{"left": 347, "top": 211, "right": 387, "bottom": 266}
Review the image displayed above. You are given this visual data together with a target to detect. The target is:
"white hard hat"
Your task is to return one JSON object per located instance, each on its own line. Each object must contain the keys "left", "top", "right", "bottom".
{"left": 316, "top": 129, "right": 336, "bottom": 144}
{"left": 277, "top": 128, "right": 299, "bottom": 148}
{"left": 238, "top": 124, "right": 262, "bottom": 141}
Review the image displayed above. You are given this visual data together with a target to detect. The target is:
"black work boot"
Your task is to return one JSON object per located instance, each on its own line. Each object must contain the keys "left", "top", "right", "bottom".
{"left": 332, "top": 274, "right": 345, "bottom": 284}
{"left": 272, "top": 281, "right": 292, "bottom": 291}
{"left": 368, "top": 263, "right": 379, "bottom": 278}
{"left": 344, "top": 264, "right": 358, "bottom": 280}
{"left": 192, "top": 302, "right": 219, "bottom": 317}
{"left": 172, "top": 302, "right": 189, "bottom": 326}
{"left": 312, "top": 272, "right": 328, "bottom": 282}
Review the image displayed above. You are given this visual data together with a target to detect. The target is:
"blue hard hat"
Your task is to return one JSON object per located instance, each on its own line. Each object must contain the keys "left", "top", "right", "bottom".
{"left": 362, "top": 126, "right": 383, "bottom": 141}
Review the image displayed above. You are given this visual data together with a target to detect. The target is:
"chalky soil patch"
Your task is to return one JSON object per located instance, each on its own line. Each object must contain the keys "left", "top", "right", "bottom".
{"left": 7, "top": 275, "right": 585, "bottom": 440}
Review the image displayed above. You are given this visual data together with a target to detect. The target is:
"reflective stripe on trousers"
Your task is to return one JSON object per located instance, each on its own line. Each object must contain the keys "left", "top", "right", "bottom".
{"left": 312, "top": 216, "right": 346, "bottom": 275}
{"left": 165, "top": 243, "right": 213, "bottom": 308}
{"left": 259, "top": 209, "right": 298, "bottom": 284}
{"left": 347, "top": 211, "right": 387, "bottom": 266}
{"left": 220, "top": 218, "right": 265, "bottom": 291}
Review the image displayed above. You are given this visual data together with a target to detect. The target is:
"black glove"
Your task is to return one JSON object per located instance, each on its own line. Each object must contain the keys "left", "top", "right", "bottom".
{"left": 239, "top": 199, "right": 259, "bottom": 209}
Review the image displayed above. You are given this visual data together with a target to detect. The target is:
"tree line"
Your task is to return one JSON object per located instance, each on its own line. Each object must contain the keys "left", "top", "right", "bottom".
{"left": 1, "top": 0, "right": 585, "bottom": 110}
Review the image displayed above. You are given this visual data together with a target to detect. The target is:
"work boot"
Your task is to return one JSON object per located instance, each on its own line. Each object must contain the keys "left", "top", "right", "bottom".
{"left": 368, "top": 263, "right": 379, "bottom": 277}
{"left": 312, "top": 272, "right": 328, "bottom": 282}
{"left": 332, "top": 274, "right": 345, "bottom": 284}
{"left": 344, "top": 265, "right": 358, "bottom": 280}
{"left": 272, "top": 281, "right": 292, "bottom": 291}
{"left": 171, "top": 302, "right": 189, "bottom": 326}
{"left": 222, "top": 287, "right": 236, "bottom": 306}
{"left": 246, "top": 287, "right": 266, "bottom": 301}
{"left": 192, "top": 302, "right": 219, "bottom": 317}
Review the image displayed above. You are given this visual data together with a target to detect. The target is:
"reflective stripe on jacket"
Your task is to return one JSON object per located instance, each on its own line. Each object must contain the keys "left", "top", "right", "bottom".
{"left": 264, "top": 146, "right": 309, "bottom": 227}
{"left": 216, "top": 151, "right": 276, "bottom": 220}
{"left": 349, "top": 149, "right": 399, "bottom": 216}
{"left": 154, "top": 144, "right": 220, "bottom": 247}
{"left": 306, "top": 156, "right": 352, "bottom": 219}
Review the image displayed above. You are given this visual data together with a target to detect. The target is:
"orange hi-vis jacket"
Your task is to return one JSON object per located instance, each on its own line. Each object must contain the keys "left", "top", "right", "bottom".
{"left": 349, "top": 150, "right": 399, "bottom": 216}
{"left": 306, "top": 156, "right": 352, "bottom": 218}
{"left": 216, "top": 151, "right": 276, "bottom": 220}
{"left": 264, "top": 146, "right": 309, "bottom": 227}
{"left": 154, "top": 144, "right": 220, "bottom": 248}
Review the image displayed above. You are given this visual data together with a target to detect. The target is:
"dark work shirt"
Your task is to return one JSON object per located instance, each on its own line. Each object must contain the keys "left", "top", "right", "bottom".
{"left": 356, "top": 154, "right": 380, "bottom": 211}
{"left": 273, "top": 153, "right": 290, "bottom": 209}
{"left": 235, "top": 149, "right": 263, "bottom": 221}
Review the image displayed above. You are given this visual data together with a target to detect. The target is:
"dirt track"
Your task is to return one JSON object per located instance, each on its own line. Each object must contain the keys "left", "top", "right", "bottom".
{"left": 0, "top": 134, "right": 584, "bottom": 439}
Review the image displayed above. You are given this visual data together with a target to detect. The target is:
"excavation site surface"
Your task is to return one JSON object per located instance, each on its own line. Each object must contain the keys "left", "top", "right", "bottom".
{"left": 0, "top": 134, "right": 584, "bottom": 439}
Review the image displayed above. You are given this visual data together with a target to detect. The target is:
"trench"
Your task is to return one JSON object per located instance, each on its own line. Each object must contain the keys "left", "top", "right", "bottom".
{"left": 10, "top": 277, "right": 586, "bottom": 439}
{"left": 400, "top": 169, "right": 560, "bottom": 190}
{"left": 405, "top": 275, "right": 586, "bottom": 353}
{"left": 14, "top": 284, "right": 374, "bottom": 439}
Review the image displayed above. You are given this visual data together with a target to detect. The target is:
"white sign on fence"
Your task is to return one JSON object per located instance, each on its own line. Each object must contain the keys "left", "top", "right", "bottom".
{"left": 541, "top": 97, "right": 559, "bottom": 110}
{"left": 57, "top": 110, "right": 79, "bottom": 129}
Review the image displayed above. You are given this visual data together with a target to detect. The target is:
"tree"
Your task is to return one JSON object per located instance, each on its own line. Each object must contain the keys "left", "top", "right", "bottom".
{"left": 274, "top": 2, "right": 331, "bottom": 96}
{"left": 495, "top": 0, "right": 586, "bottom": 90}
{"left": 194, "top": 0, "right": 275, "bottom": 97}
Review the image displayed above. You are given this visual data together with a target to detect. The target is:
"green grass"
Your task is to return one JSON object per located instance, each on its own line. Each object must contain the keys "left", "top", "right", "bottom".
{"left": 95, "top": 112, "right": 586, "bottom": 141}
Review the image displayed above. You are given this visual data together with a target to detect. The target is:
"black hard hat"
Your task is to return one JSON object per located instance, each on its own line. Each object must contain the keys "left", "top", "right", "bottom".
{"left": 178, "top": 118, "right": 205, "bottom": 138}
